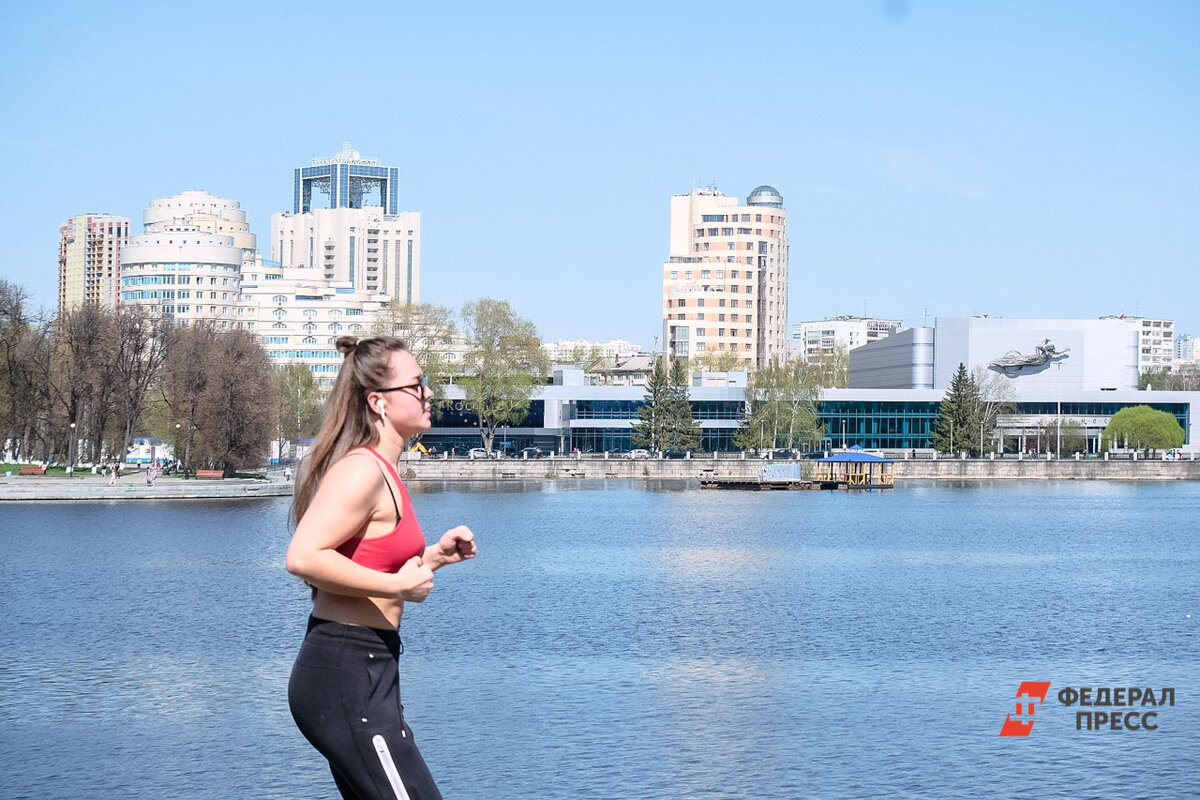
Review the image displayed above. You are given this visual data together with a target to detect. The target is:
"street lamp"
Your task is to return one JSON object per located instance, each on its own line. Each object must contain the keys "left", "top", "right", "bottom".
{"left": 980, "top": 420, "right": 984, "bottom": 457}
{"left": 68, "top": 422, "right": 76, "bottom": 476}
{"left": 841, "top": 419, "right": 846, "bottom": 450}
{"left": 1056, "top": 361, "right": 1063, "bottom": 459}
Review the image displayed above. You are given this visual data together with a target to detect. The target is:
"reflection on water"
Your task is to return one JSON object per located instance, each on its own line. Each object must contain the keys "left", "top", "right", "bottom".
{"left": 1, "top": 481, "right": 1198, "bottom": 799}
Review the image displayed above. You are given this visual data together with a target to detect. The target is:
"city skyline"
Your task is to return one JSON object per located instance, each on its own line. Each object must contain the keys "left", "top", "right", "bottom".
{"left": 3, "top": 1, "right": 1198, "bottom": 347}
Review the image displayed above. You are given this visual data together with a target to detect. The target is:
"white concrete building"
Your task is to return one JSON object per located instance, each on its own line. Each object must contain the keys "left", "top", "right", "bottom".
{"left": 543, "top": 338, "right": 647, "bottom": 362}
{"left": 239, "top": 255, "right": 389, "bottom": 389}
{"left": 272, "top": 146, "right": 420, "bottom": 300}
{"left": 120, "top": 192, "right": 252, "bottom": 329}
{"left": 662, "top": 185, "right": 789, "bottom": 368}
{"left": 1100, "top": 314, "right": 1175, "bottom": 373}
{"left": 791, "top": 316, "right": 903, "bottom": 361}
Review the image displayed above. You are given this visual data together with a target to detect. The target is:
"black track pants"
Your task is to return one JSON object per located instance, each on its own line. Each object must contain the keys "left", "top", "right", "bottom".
{"left": 289, "top": 616, "right": 442, "bottom": 800}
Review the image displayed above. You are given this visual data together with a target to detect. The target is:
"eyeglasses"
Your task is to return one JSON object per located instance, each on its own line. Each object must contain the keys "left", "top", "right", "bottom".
{"left": 375, "top": 374, "right": 429, "bottom": 397}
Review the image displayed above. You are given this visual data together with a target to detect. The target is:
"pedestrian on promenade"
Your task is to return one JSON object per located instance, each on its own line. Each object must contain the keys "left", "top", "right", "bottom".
{"left": 283, "top": 465, "right": 292, "bottom": 482}
{"left": 286, "top": 335, "right": 476, "bottom": 800}
{"left": 108, "top": 463, "right": 120, "bottom": 485}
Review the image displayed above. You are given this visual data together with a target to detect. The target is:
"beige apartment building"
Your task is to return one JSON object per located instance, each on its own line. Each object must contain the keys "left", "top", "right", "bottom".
{"left": 662, "top": 185, "right": 788, "bottom": 368}
{"left": 58, "top": 213, "right": 130, "bottom": 315}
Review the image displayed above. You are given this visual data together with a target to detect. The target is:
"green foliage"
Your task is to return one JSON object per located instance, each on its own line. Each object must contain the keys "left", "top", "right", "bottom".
{"left": 809, "top": 343, "right": 850, "bottom": 389}
{"left": 932, "top": 363, "right": 982, "bottom": 454}
{"left": 735, "top": 360, "right": 824, "bottom": 451}
{"left": 1039, "top": 417, "right": 1088, "bottom": 455}
{"left": 632, "top": 356, "right": 701, "bottom": 451}
{"left": 1140, "top": 365, "right": 1200, "bottom": 391}
{"left": 272, "top": 363, "right": 323, "bottom": 460}
{"left": 371, "top": 301, "right": 459, "bottom": 407}
{"left": 459, "top": 298, "right": 547, "bottom": 451}
{"left": 1102, "top": 405, "right": 1185, "bottom": 453}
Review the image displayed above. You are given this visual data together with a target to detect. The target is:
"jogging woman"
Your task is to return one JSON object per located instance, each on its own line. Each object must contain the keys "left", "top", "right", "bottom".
{"left": 286, "top": 335, "right": 475, "bottom": 800}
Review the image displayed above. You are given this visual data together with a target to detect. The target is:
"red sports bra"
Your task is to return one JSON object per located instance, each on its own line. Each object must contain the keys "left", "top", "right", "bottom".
{"left": 335, "top": 448, "right": 426, "bottom": 573}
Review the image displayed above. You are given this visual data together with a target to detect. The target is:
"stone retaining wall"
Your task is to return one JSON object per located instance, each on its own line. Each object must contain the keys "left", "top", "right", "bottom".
{"left": 404, "top": 456, "right": 1200, "bottom": 482}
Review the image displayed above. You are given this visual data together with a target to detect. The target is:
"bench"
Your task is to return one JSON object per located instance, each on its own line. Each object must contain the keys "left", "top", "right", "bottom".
{"left": 18, "top": 465, "right": 46, "bottom": 475}
{"left": 195, "top": 469, "right": 225, "bottom": 479}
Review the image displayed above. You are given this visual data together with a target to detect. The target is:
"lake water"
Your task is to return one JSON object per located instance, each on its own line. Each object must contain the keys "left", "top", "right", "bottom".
{"left": 1, "top": 480, "right": 1197, "bottom": 799}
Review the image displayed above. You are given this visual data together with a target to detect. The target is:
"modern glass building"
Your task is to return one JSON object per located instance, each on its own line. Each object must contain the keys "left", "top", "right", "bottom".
{"left": 293, "top": 143, "right": 400, "bottom": 214}
{"left": 419, "top": 380, "right": 1197, "bottom": 456}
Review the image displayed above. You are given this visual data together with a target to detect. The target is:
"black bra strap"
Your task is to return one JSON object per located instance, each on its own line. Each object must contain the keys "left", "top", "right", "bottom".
{"left": 370, "top": 457, "right": 401, "bottom": 523}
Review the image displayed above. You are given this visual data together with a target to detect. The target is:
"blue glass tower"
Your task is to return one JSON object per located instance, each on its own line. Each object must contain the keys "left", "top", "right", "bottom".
{"left": 293, "top": 142, "right": 401, "bottom": 214}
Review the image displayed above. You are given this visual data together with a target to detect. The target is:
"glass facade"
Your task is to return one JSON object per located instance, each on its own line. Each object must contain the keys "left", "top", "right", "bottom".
{"left": 420, "top": 395, "right": 1190, "bottom": 454}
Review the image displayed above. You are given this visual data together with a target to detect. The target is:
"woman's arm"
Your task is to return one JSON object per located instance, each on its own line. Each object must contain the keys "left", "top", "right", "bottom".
{"left": 286, "top": 455, "right": 433, "bottom": 601}
{"left": 424, "top": 525, "right": 477, "bottom": 571}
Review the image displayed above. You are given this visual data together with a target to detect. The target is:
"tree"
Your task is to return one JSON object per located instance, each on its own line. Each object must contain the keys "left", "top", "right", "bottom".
{"left": 371, "top": 300, "right": 459, "bottom": 402}
{"left": 932, "top": 362, "right": 982, "bottom": 454}
{"left": 973, "top": 366, "right": 1019, "bottom": 453}
{"left": 192, "top": 329, "right": 275, "bottom": 473}
{"left": 690, "top": 350, "right": 742, "bottom": 375}
{"left": 113, "top": 307, "right": 169, "bottom": 464}
{"left": 735, "top": 360, "right": 824, "bottom": 452}
{"left": 160, "top": 324, "right": 216, "bottom": 475}
{"left": 1038, "top": 417, "right": 1088, "bottom": 455}
{"left": 1101, "top": 405, "right": 1184, "bottom": 454}
{"left": 633, "top": 356, "right": 701, "bottom": 452}
{"left": 632, "top": 355, "right": 670, "bottom": 452}
{"left": 48, "top": 305, "right": 121, "bottom": 465}
{"left": 566, "top": 343, "right": 613, "bottom": 384}
{"left": 1140, "top": 365, "right": 1200, "bottom": 391}
{"left": 664, "top": 358, "right": 702, "bottom": 451}
{"left": 459, "top": 299, "right": 547, "bottom": 452}
{"left": 810, "top": 343, "right": 850, "bottom": 388}
{"left": 272, "top": 363, "right": 323, "bottom": 465}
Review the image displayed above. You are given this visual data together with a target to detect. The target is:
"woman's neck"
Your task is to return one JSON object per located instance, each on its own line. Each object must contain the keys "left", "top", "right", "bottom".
{"left": 370, "top": 427, "right": 405, "bottom": 463}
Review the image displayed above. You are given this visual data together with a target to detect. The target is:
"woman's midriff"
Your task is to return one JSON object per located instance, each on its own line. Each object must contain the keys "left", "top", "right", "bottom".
{"left": 312, "top": 590, "right": 404, "bottom": 630}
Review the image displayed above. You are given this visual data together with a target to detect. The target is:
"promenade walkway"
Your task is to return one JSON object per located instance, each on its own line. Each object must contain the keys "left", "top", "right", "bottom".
{"left": 0, "top": 472, "right": 294, "bottom": 502}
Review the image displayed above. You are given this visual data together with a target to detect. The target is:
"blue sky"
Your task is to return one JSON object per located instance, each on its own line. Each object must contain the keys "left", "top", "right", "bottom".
{"left": 3, "top": 0, "right": 1197, "bottom": 347}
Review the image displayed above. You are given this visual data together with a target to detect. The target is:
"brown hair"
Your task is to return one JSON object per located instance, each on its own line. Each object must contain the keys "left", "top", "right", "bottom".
{"left": 291, "top": 335, "right": 409, "bottom": 525}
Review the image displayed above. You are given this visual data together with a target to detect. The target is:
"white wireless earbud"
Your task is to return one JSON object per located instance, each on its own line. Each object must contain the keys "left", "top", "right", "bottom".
{"left": 377, "top": 401, "right": 387, "bottom": 418}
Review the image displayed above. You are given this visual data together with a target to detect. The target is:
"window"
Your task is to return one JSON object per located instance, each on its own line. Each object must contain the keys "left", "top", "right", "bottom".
{"left": 701, "top": 270, "right": 710, "bottom": 278}
{"left": 722, "top": 228, "right": 733, "bottom": 236}
{"left": 707, "top": 228, "right": 718, "bottom": 236}
{"left": 719, "top": 328, "right": 726, "bottom": 336}
{"left": 670, "top": 271, "right": 678, "bottom": 279}
{"left": 697, "top": 299, "right": 705, "bottom": 307}
{"left": 678, "top": 299, "right": 686, "bottom": 307}
{"left": 697, "top": 313, "right": 705, "bottom": 320}
{"left": 697, "top": 328, "right": 706, "bottom": 336}
{"left": 731, "top": 313, "right": 738, "bottom": 321}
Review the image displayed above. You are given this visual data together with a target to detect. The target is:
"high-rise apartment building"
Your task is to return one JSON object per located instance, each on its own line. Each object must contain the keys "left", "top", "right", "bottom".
{"left": 792, "top": 316, "right": 904, "bottom": 361}
{"left": 120, "top": 191, "right": 254, "bottom": 329}
{"left": 662, "top": 185, "right": 788, "bottom": 368}
{"left": 272, "top": 144, "right": 420, "bottom": 300}
{"left": 1099, "top": 314, "right": 1175, "bottom": 373}
{"left": 58, "top": 214, "right": 130, "bottom": 315}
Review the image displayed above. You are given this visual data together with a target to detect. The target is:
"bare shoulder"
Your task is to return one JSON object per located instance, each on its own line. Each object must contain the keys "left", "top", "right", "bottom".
{"left": 313, "top": 451, "right": 385, "bottom": 504}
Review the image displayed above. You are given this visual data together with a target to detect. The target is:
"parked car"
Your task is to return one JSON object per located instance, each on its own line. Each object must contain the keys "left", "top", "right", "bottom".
{"left": 627, "top": 449, "right": 651, "bottom": 460}
{"left": 520, "top": 446, "right": 550, "bottom": 459}
{"left": 468, "top": 448, "right": 496, "bottom": 460}
{"left": 662, "top": 448, "right": 690, "bottom": 459}
{"left": 769, "top": 448, "right": 797, "bottom": 459}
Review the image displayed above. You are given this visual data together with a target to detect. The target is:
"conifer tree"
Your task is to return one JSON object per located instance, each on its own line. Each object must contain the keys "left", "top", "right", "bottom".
{"left": 632, "top": 355, "right": 670, "bottom": 452}
{"left": 932, "top": 362, "right": 983, "bottom": 454}
{"left": 664, "top": 357, "right": 701, "bottom": 451}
